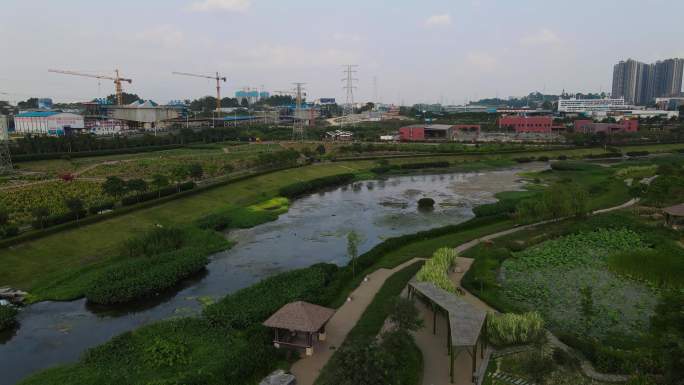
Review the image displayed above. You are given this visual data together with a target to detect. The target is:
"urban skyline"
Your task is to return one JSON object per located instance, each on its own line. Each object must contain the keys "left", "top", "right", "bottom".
{"left": 2, "top": 0, "right": 684, "bottom": 105}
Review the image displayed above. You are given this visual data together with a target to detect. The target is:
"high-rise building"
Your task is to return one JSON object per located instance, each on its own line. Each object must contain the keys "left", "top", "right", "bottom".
{"left": 654, "top": 59, "right": 684, "bottom": 97}
{"left": 612, "top": 58, "right": 684, "bottom": 105}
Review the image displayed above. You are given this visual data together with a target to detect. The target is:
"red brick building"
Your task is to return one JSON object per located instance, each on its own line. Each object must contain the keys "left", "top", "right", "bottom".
{"left": 399, "top": 125, "right": 425, "bottom": 141}
{"left": 499, "top": 116, "right": 554, "bottom": 133}
{"left": 574, "top": 119, "right": 638, "bottom": 134}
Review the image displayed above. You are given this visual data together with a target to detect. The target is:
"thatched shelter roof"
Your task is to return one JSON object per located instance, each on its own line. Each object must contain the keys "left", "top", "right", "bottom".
{"left": 664, "top": 203, "right": 684, "bottom": 217}
{"left": 263, "top": 301, "right": 335, "bottom": 333}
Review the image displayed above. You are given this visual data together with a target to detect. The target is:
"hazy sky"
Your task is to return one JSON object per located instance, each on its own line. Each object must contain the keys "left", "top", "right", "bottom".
{"left": 1, "top": 0, "right": 682, "bottom": 105}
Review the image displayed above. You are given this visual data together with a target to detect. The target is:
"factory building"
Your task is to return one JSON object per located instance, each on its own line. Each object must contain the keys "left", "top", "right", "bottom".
{"left": 399, "top": 124, "right": 453, "bottom": 141}
{"left": 557, "top": 98, "right": 627, "bottom": 113}
{"left": 14, "top": 111, "right": 84, "bottom": 136}
{"left": 103, "top": 100, "right": 182, "bottom": 131}
{"left": 574, "top": 119, "right": 639, "bottom": 134}
{"left": 498, "top": 116, "right": 555, "bottom": 133}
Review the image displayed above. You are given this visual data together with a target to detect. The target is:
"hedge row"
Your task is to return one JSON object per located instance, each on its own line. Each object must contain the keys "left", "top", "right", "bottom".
{"left": 626, "top": 151, "right": 649, "bottom": 157}
{"left": 278, "top": 173, "right": 356, "bottom": 198}
{"left": 12, "top": 144, "right": 185, "bottom": 162}
{"left": 583, "top": 152, "right": 622, "bottom": 159}
{"left": 397, "top": 161, "right": 450, "bottom": 170}
{"left": 203, "top": 263, "right": 339, "bottom": 329}
{"left": 121, "top": 182, "right": 195, "bottom": 206}
{"left": 0, "top": 305, "right": 18, "bottom": 331}
{"left": 31, "top": 210, "right": 87, "bottom": 230}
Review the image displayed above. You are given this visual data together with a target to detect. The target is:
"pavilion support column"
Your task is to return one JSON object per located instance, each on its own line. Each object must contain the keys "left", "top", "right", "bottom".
{"left": 432, "top": 305, "right": 437, "bottom": 335}
{"left": 450, "top": 346, "right": 455, "bottom": 384}
{"left": 472, "top": 346, "right": 477, "bottom": 384}
{"left": 446, "top": 318, "right": 451, "bottom": 353}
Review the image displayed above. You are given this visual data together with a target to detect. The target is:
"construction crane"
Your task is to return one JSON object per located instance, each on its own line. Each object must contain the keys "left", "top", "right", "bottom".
{"left": 172, "top": 72, "right": 226, "bottom": 112}
{"left": 48, "top": 69, "right": 132, "bottom": 105}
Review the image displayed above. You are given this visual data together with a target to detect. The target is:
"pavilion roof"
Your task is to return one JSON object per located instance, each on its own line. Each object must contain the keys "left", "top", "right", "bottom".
{"left": 263, "top": 301, "right": 335, "bottom": 333}
{"left": 664, "top": 203, "right": 684, "bottom": 217}
{"left": 409, "top": 280, "right": 487, "bottom": 347}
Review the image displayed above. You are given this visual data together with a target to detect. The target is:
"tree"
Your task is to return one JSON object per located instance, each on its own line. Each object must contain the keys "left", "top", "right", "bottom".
{"left": 64, "top": 197, "right": 84, "bottom": 221}
{"left": 126, "top": 179, "right": 148, "bottom": 200}
{"left": 105, "top": 92, "right": 140, "bottom": 105}
{"left": 32, "top": 206, "right": 50, "bottom": 229}
{"left": 17, "top": 98, "right": 38, "bottom": 109}
{"left": 151, "top": 174, "right": 169, "bottom": 197}
{"left": 188, "top": 163, "right": 204, "bottom": 180}
{"left": 0, "top": 207, "right": 8, "bottom": 228}
{"left": 389, "top": 297, "right": 423, "bottom": 332}
{"left": 346, "top": 231, "right": 361, "bottom": 278}
{"left": 240, "top": 98, "right": 249, "bottom": 108}
{"left": 102, "top": 176, "right": 127, "bottom": 200}
{"left": 171, "top": 166, "right": 189, "bottom": 191}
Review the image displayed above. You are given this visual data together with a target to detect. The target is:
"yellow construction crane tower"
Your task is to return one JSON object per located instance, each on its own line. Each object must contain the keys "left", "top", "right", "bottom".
{"left": 48, "top": 69, "right": 132, "bottom": 105}
{"left": 172, "top": 72, "right": 227, "bottom": 113}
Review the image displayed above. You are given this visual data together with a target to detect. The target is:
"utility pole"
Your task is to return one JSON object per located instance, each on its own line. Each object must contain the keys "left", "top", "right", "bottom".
{"left": 292, "top": 82, "right": 306, "bottom": 141}
{"left": 342, "top": 64, "right": 358, "bottom": 128}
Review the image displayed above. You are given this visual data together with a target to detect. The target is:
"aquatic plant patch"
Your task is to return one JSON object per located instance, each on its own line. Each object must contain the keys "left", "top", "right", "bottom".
{"left": 500, "top": 229, "right": 657, "bottom": 341}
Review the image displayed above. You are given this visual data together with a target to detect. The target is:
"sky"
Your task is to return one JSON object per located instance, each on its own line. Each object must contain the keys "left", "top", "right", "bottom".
{"left": 1, "top": 0, "right": 683, "bottom": 105}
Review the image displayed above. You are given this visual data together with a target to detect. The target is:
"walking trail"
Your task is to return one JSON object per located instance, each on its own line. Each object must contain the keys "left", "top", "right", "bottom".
{"left": 290, "top": 199, "right": 638, "bottom": 385}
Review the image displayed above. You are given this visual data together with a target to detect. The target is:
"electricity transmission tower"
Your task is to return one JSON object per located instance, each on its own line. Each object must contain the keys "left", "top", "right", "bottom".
{"left": 0, "top": 119, "right": 12, "bottom": 174}
{"left": 341, "top": 64, "right": 358, "bottom": 127}
{"left": 292, "top": 82, "right": 306, "bottom": 141}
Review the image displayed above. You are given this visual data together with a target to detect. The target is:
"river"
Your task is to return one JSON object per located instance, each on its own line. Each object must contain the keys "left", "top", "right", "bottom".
{"left": 0, "top": 164, "right": 544, "bottom": 384}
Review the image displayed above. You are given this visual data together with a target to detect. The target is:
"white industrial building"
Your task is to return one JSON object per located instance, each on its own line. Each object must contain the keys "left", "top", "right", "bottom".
{"left": 103, "top": 100, "right": 181, "bottom": 131}
{"left": 557, "top": 98, "right": 626, "bottom": 113}
{"left": 14, "top": 111, "right": 84, "bottom": 136}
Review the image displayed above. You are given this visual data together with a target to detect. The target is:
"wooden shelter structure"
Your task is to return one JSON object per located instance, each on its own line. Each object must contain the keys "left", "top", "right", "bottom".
{"left": 664, "top": 203, "right": 684, "bottom": 228}
{"left": 263, "top": 301, "right": 335, "bottom": 356}
{"left": 408, "top": 280, "right": 488, "bottom": 384}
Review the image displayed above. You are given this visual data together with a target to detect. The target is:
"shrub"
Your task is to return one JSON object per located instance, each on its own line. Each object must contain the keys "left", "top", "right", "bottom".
{"left": 2, "top": 225, "right": 19, "bottom": 238}
{"left": 485, "top": 311, "right": 545, "bottom": 347}
{"left": 278, "top": 173, "right": 355, "bottom": 198}
{"left": 550, "top": 161, "right": 594, "bottom": 171}
{"left": 88, "top": 201, "right": 115, "bottom": 215}
{"left": 84, "top": 248, "right": 210, "bottom": 304}
{"left": 84, "top": 227, "right": 228, "bottom": 304}
{"left": 417, "top": 197, "right": 435, "bottom": 209}
{"left": 513, "top": 157, "right": 535, "bottom": 163}
{"left": 204, "top": 263, "right": 339, "bottom": 329}
{"left": 416, "top": 248, "right": 458, "bottom": 293}
{"left": 0, "top": 305, "right": 18, "bottom": 331}
{"left": 584, "top": 152, "right": 621, "bottom": 159}
{"left": 626, "top": 151, "right": 649, "bottom": 157}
